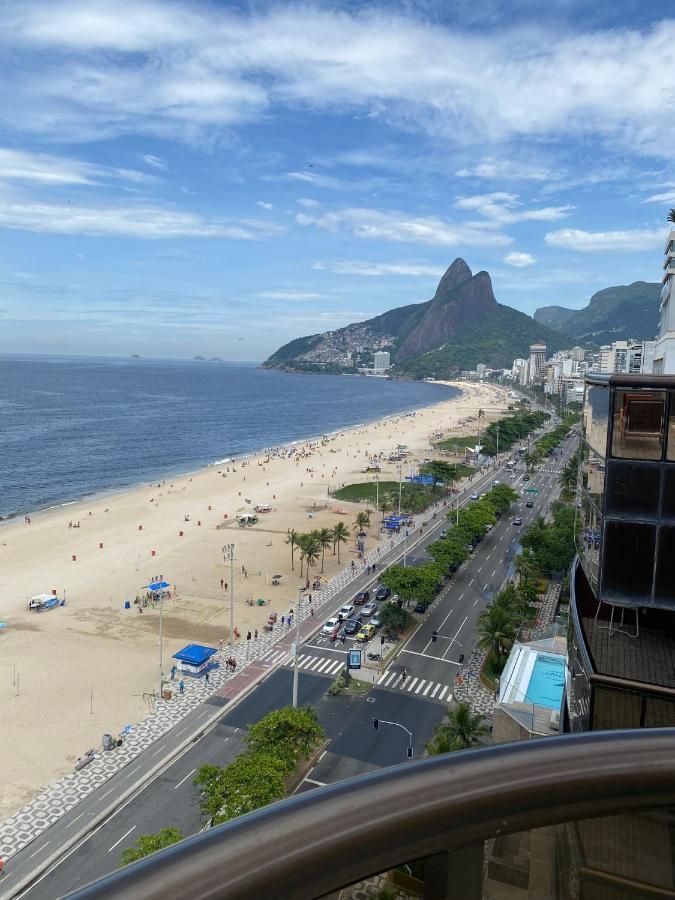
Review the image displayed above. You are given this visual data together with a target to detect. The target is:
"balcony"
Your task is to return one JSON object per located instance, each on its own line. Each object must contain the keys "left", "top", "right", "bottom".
{"left": 69, "top": 728, "right": 675, "bottom": 900}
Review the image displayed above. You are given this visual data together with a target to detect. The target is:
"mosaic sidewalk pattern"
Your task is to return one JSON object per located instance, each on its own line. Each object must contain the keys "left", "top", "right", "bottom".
{"left": 0, "top": 495, "right": 449, "bottom": 859}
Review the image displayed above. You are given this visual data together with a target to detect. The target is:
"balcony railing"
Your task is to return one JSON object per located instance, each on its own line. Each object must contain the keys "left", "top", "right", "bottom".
{"left": 68, "top": 728, "right": 675, "bottom": 900}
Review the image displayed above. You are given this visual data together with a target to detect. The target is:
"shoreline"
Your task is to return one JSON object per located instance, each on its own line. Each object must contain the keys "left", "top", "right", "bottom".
{"left": 0, "top": 381, "right": 510, "bottom": 821}
{"left": 0, "top": 383, "right": 459, "bottom": 525}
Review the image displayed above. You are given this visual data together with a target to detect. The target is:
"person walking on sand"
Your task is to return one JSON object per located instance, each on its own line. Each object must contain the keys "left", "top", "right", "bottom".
{"left": 220, "top": 578, "right": 224, "bottom": 589}
{"left": 254, "top": 629, "right": 258, "bottom": 640}
{"left": 219, "top": 638, "right": 224, "bottom": 653}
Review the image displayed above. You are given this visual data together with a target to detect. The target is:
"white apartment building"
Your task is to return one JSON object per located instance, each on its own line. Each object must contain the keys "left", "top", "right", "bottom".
{"left": 654, "top": 228, "right": 675, "bottom": 374}
{"left": 373, "top": 351, "right": 390, "bottom": 372}
{"left": 599, "top": 339, "right": 655, "bottom": 375}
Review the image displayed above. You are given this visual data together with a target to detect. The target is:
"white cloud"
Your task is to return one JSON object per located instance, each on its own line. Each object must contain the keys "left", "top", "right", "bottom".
{"left": 140, "top": 153, "right": 167, "bottom": 170}
{"left": 3, "top": 4, "right": 675, "bottom": 155}
{"left": 503, "top": 251, "right": 536, "bottom": 267}
{"left": 545, "top": 227, "right": 666, "bottom": 252}
{"left": 258, "top": 290, "right": 322, "bottom": 301}
{"left": 297, "top": 198, "right": 320, "bottom": 208}
{"left": 454, "top": 192, "right": 573, "bottom": 224}
{"left": 297, "top": 207, "right": 512, "bottom": 248}
{"left": 0, "top": 199, "right": 286, "bottom": 239}
{"left": 455, "top": 159, "right": 560, "bottom": 181}
{"left": 312, "top": 260, "right": 445, "bottom": 277}
{"left": 256, "top": 201, "right": 273, "bottom": 210}
{"left": 642, "top": 189, "right": 675, "bottom": 204}
{"left": 0, "top": 147, "right": 154, "bottom": 186}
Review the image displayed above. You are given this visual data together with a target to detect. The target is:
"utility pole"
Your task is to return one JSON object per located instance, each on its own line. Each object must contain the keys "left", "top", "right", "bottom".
{"left": 159, "top": 588, "right": 163, "bottom": 697}
{"left": 223, "top": 543, "right": 235, "bottom": 645}
{"left": 398, "top": 464, "right": 402, "bottom": 516}
{"left": 292, "top": 586, "right": 302, "bottom": 707}
{"left": 375, "top": 473, "right": 379, "bottom": 513}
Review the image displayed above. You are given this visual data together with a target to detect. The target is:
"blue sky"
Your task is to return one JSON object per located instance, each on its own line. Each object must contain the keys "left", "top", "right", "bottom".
{"left": 1, "top": 0, "right": 674, "bottom": 361}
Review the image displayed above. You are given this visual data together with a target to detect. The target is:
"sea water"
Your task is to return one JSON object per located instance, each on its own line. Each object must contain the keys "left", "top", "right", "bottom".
{"left": 0, "top": 355, "right": 459, "bottom": 519}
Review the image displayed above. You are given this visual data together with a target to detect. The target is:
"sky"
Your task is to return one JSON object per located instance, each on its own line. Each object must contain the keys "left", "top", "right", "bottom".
{"left": 0, "top": 0, "right": 674, "bottom": 361}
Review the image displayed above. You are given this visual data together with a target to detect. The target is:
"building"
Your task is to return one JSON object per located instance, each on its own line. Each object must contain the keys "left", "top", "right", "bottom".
{"left": 653, "top": 227, "right": 675, "bottom": 374}
{"left": 373, "top": 351, "right": 390, "bottom": 372}
{"left": 572, "top": 346, "right": 586, "bottom": 362}
{"left": 528, "top": 343, "right": 547, "bottom": 385}
{"left": 476, "top": 363, "right": 486, "bottom": 379}
{"left": 597, "top": 340, "right": 655, "bottom": 375}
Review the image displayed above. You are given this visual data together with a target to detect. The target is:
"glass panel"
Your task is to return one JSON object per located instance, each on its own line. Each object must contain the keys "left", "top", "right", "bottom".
{"left": 592, "top": 685, "right": 642, "bottom": 730}
{"left": 601, "top": 521, "right": 655, "bottom": 606}
{"left": 662, "top": 468, "right": 675, "bottom": 523}
{"left": 654, "top": 526, "right": 675, "bottom": 610}
{"left": 580, "top": 441, "right": 605, "bottom": 508}
{"left": 611, "top": 388, "right": 666, "bottom": 460}
{"left": 577, "top": 490, "right": 602, "bottom": 593}
{"left": 667, "top": 391, "right": 675, "bottom": 461}
{"left": 583, "top": 384, "right": 610, "bottom": 458}
{"left": 644, "top": 696, "right": 675, "bottom": 727}
{"left": 604, "top": 461, "right": 661, "bottom": 520}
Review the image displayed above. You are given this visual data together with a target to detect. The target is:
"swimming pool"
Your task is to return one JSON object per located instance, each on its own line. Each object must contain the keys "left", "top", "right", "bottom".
{"left": 525, "top": 653, "right": 565, "bottom": 709}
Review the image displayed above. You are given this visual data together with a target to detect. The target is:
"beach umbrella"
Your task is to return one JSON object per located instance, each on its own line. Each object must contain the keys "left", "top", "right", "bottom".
{"left": 146, "top": 580, "right": 170, "bottom": 591}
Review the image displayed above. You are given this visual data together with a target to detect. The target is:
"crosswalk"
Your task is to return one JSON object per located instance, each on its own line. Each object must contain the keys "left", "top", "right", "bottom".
{"left": 261, "top": 648, "right": 347, "bottom": 677}
{"left": 376, "top": 670, "right": 453, "bottom": 702}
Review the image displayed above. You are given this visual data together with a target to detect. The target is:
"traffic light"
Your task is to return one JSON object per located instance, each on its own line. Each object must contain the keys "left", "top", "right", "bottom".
{"left": 432, "top": 630, "right": 438, "bottom": 642}
{"left": 407, "top": 746, "right": 413, "bottom": 759}
{"left": 373, "top": 718, "right": 379, "bottom": 730}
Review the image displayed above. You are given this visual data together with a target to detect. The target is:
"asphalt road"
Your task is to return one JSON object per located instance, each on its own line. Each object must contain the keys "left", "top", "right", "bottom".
{"left": 6, "top": 415, "right": 576, "bottom": 899}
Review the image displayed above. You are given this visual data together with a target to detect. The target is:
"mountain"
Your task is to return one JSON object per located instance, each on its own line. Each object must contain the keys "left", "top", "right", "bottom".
{"left": 533, "top": 281, "right": 661, "bottom": 347}
{"left": 263, "top": 259, "right": 568, "bottom": 377}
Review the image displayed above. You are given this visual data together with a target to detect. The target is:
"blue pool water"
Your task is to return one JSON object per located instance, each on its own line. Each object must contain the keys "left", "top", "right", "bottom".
{"left": 526, "top": 654, "right": 565, "bottom": 709}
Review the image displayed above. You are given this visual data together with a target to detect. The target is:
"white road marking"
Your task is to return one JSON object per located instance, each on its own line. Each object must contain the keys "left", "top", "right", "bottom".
{"left": 315, "top": 659, "right": 331, "bottom": 672}
{"left": 377, "top": 672, "right": 387, "bottom": 684}
{"left": 29, "top": 841, "right": 49, "bottom": 858}
{"left": 423, "top": 683, "right": 433, "bottom": 696}
{"left": 303, "top": 777, "right": 327, "bottom": 787}
{"left": 151, "top": 744, "right": 167, "bottom": 757}
{"left": 492, "top": 569, "right": 496, "bottom": 577}
{"left": 174, "top": 768, "right": 196, "bottom": 790}
{"left": 431, "top": 684, "right": 440, "bottom": 698}
{"left": 67, "top": 812, "right": 85, "bottom": 829}
{"left": 384, "top": 671, "right": 397, "bottom": 686}
{"left": 108, "top": 825, "right": 136, "bottom": 853}
{"left": 415, "top": 679, "right": 426, "bottom": 694}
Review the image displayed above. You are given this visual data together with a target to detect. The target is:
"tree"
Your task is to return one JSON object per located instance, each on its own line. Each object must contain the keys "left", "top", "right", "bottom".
{"left": 120, "top": 827, "right": 182, "bottom": 866}
{"left": 302, "top": 534, "right": 321, "bottom": 582}
{"left": 353, "top": 510, "right": 370, "bottom": 533}
{"left": 427, "top": 702, "right": 488, "bottom": 755}
{"left": 313, "top": 527, "right": 333, "bottom": 573}
{"left": 246, "top": 706, "right": 324, "bottom": 775}
{"left": 515, "top": 551, "right": 540, "bottom": 586}
{"left": 378, "top": 601, "right": 413, "bottom": 633}
{"left": 669, "top": 208, "right": 675, "bottom": 224}
{"left": 196, "top": 752, "right": 286, "bottom": 826}
{"left": 380, "top": 563, "right": 441, "bottom": 608}
{"left": 332, "top": 521, "right": 349, "bottom": 563}
{"left": 285, "top": 528, "right": 298, "bottom": 572}
{"left": 379, "top": 491, "right": 396, "bottom": 521}
{"left": 420, "top": 459, "right": 460, "bottom": 490}
{"left": 295, "top": 532, "right": 309, "bottom": 579}
{"left": 477, "top": 604, "right": 517, "bottom": 660}
{"left": 483, "top": 483, "right": 518, "bottom": 515}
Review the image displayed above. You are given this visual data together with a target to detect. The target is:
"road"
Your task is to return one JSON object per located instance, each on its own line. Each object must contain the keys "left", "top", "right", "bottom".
{"left": 5, "top": 416, "right": 576, "bottom": 898}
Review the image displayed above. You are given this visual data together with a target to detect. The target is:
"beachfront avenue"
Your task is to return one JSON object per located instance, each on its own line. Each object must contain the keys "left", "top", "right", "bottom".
{"left": 3, "top": 406, "right": 575, "bottom": 898}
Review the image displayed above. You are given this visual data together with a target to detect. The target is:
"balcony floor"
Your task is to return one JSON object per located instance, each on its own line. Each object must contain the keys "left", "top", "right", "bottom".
{"left": 583, "top": 616, "right": 675, "bottom": 690}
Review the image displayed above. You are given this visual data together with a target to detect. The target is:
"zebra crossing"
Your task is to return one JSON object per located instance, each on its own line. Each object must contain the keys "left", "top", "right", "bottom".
{"left": 261, "top": 648, "right": 347, "bottom": 677}
{"left": 376, "top": 669, "right": 453, "bottom": 703}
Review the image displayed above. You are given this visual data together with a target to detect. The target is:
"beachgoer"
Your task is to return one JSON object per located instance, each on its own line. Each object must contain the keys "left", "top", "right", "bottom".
{"left": 281, "top": 615, "right": 285, "bottom": 626}
{"left": 205, "top": 671, "right": 210, "bottom": 685}
{"left": 310, "top": 607, "right": 314, "bottom": 617}
{"left": 254, "top": 629, "right": 258, "bottom": 640}
{"left": 247, "top": 630, "right": 252, "bottom": 641}
{"left": 170, "top": 665, "right": 177, "bottom": 680}
{"left": 179, "top": 680, "right": 185, "bottom": 694}
{"left": 219, "top": 639, "right": 223, "bottom": 653}
{"left": 220, "top": 578, "right": 224, "bottom": 589}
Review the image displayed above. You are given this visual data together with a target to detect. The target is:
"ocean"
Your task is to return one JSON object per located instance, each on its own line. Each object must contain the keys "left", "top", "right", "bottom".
{"left": 0, "top": 355, "right": 459, "bottom": 519}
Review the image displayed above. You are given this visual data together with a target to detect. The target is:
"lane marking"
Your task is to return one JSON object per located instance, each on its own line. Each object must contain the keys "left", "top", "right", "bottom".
{"left": 98, "top": 788, "right": 114, "bottom": 801}
{"left": 400, "top": 648, "right": 460, "bottom": 665}
{"left": 431, "top": 684, "right": 440, "bottom": 698}
{"left": 423, "top": 683, "right": 433, "bottom": 696}
{"left": 29, "top": 841, "right": 49, "bottom": 859}
{"left": 414, "top": 679, "right": 426, "bottom": 694}
{"left": 108, "top": 825, "right": 136, "bottom": 854}
{"left": 151, "top": 744, "right": 167, "bottom": 757}
{"left": 174, "top": 768, "right": 196, "bottom": 790}
{"left": 67, "top": 812, "right": 85, "bottom": 829}
{"left": 303, "top": 777, "right": 327, "bottom": 787}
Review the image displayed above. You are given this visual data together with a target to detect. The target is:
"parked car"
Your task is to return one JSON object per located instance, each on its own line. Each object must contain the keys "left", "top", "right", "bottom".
{"left": 525, "top": 500, "right": 534, "bottom": 508}
{"left": 512, "top": 517, "right": 523, "bottom": 526}
{"left": 469, "top": 493, "right": 480, "bottom": 501}
{"left": 356, "top": 623, "right": 376, "bottom": 642}
{"left": 341, "top": 618, "right": 361, "bottom": 636}
{"left": 370, "top": 612, "right": 381, "bottom": 628}
{"left": 362, "top": 601, "right": 377, "bottom": 617}
{"left": 354, "top": 590, "right": 370, "bottom": 605}
{"left": 375, "top": 585, "right": 391, "bottom": 601}
{"left": 339, "top": 603, "right": 355, "bottom": 619}
{"left": 439, "top": 530, "right": 447, "bottom": 540}
{"left": 485, "top": 523, "right": 493, "bottom": 531}
{"left": 322, "top": 617, "right": 341, "bottom": 634}
{"left": 413, "top": 602, "right": 428, "bottom": 614}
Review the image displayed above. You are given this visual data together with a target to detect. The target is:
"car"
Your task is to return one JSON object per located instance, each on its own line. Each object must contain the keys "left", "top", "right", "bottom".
{"left": 370, "top": 612, "right": 381, "bottom": 627}
{"left": 466, "top": 544, "right": 475, "bottom": 553}
{"left": 469, "top": 493, "right": 480, "bottom": 500}
{"left": 525, "top": 500, "right": 534, "bottom": 508}
{"left": 512, "top": 517, "right": 523, "bottom": 526}
{"left": 354, "top": 590, "right": 370, "bottom": 604}
{"left": 413, "top": 602, "right": 428, "bottom": 614}
{"left": 524, "top": 474, "right": 531, "bottom": 481}
{"left": 322, "top": 616, "right": 341, "bottom": 634}
{"left": 375, "top": 585, "right": 391, "bottom": 601}
{"left": 439, "top": 530, "right": 448, "bottom": 540}
{"left": 362, "top": 601, "right": 377, "bottom": 617}
{"left": 356, "top": 623, "right": 376, "bottom": 642}
{"left": 338, "top": 603, "right": 355, "bottom": 619}
{"left": 485, "top": 523, "right": 493, "bottom": 531}
{"left": 341, "top": 618, "right": 361, "bottom": 636}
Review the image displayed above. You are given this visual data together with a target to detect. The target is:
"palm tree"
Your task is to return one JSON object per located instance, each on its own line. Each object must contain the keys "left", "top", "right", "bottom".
{"left": 427, "top": 701, "right": 488, "bottom": 755}
{"left": 285, "top": 528, "right": 298, "bottom": 572}
{"left": 332, "top": 521, "right": 349, "bottom": 563}
{"left": 477, "top": 604, "right": 516, "bottom": 660}
{"left": 515, "top": 551, "right": 539, "bottom": 586}
{"left": 668, "top": 208, "right": 675, "bottom": 224}
{"left": 314, "top": 528, "right": 333, "bottom": 573}
{"left": 379, "top": 492, "right": 395, "bottom": 521}
{"left": 302, "top": 535, "right": 321, "bottom": 584}
{"left": 353, "top": 510, "right": 370, "bottom": 533}
{"left": 295, "top": 533, "right": 309, "bottom": 579}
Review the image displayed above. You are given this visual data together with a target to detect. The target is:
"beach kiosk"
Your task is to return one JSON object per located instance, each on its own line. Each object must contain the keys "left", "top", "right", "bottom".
{"left": 172, "top": 644, "right": 218, "bottom": 678}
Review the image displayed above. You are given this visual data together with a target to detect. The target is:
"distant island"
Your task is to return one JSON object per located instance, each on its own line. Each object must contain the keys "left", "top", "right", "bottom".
{"left": 192, "top": 355, "right": 206, "bottom": 361}
{"left": 263, "top": 258, "right": 565, "bottom": 378}
{"left": 130, "top": 354, "right": 142, "bottom": 360}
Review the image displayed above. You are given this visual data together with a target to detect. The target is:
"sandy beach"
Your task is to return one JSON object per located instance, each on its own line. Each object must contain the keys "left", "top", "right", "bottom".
{"left": 0, "top": 380, "right": 510, "bottom": 819}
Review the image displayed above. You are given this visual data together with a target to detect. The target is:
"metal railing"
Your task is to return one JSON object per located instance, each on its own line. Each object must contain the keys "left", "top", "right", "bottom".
{"left": 69, "top": 728, "right": 675, "bottom": 900}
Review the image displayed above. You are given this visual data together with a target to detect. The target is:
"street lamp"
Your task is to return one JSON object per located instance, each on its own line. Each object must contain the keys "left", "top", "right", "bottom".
{"left": 292, "top": 585, "right": 302, "bottom": 707}
{"left": 223, "top": 543, "right": 235, "bottom": 646}
{"left": 373, "top": 717, "right": 413, "bottom": 759}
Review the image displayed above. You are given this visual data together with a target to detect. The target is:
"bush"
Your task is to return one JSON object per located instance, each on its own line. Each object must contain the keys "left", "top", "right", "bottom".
{"left": 120, "top": 827, "right": 182, "bottom": 866}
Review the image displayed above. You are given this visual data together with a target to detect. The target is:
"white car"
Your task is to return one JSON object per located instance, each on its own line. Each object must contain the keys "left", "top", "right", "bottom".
{"left": 338, "top": 604, "right": 354, "bottom": 619}
{"left": 362, "top": 601, "right": 377, "bottom": 617}
{"left": 322, "top": 617, "right": 340, "bottom": 634}
{"left": 469, "top": 493, "right": 480, "bottom": 501}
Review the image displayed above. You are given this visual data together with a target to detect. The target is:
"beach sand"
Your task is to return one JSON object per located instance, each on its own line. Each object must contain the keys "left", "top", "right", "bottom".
{"left": 0, "top": 380, "right": 511, "bottom": 819}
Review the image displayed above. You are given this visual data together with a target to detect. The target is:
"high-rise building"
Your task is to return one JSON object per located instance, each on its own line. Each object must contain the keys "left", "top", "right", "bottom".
{"left": 653, "top": 228, "right": 675, "bottom": 374}
{"left": 528, "top": 343, "right": 546, "bottom": 384}
{"left": 373, "top": 351, "right": 390, "bottom": 371}
{"left": 476, "top": 363, "right": 486, "bottom": 378}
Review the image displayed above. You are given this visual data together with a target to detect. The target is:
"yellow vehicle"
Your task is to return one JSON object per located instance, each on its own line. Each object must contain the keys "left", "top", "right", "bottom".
{"left": 356, "top": 623, "right": 376, "bottom": 643}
